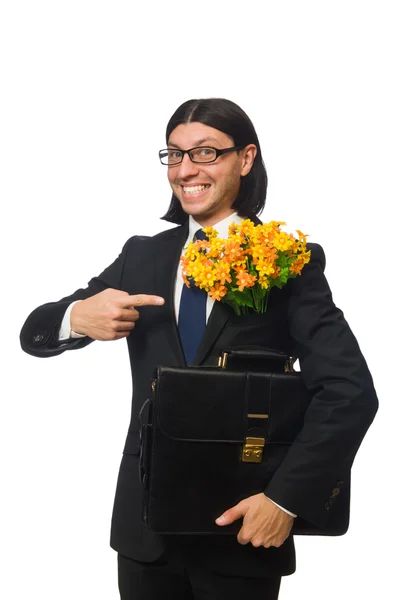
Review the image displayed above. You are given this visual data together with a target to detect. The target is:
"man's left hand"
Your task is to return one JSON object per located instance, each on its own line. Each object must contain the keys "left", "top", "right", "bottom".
{"left": 215, "top": 493, "right": 294, "bottom": 548}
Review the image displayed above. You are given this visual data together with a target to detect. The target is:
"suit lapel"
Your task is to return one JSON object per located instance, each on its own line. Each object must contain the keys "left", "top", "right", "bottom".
{"left": 154, "top": 222, "right": 188, "bottom": 365}
{"left": 194, "top": 300, "right": 231, "bottom": 365}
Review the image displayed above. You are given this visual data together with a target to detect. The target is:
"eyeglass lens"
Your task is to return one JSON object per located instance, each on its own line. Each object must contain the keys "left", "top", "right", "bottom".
{"left": 161, "top": 147, "right": 217, "bottom": 165}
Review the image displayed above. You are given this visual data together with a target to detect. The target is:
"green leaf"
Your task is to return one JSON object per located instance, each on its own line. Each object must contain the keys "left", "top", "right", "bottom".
{"left": 279, "top": 267, "right": 290, "bottom": 284}
{"left": 277, "top": 253, "right": 289, "bottom": 268}
{"left": 224, "top": 291, "right": 235, "bottom": 301}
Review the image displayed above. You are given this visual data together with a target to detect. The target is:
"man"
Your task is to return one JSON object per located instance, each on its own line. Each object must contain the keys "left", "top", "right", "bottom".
{"left": 20, "top": 98, "right": 378, "bottom": 599}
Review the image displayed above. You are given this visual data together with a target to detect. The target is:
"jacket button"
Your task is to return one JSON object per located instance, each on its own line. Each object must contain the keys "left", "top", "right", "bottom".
{"left": 332, "top": 488, "right": 340, "bottom": 496}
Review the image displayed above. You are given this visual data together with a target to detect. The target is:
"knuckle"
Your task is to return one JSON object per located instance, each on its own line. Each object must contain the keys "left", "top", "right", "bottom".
{"left": 238, "top": 532, "right": 250, "bottom": 545}
{"left": 104, "top": 288, "right": 116, "bottom": 298}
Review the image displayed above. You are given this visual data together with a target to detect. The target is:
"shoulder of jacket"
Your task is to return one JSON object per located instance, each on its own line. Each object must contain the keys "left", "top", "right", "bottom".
{"left": 119, "top": 225, "right": 183, "bottom": 256}
{"left": 150, "top": 225, "right": 183, "bottom": 242}
{"left": 121, "top": 225, "right": 181, "bottom": 247}
{"left": 306, "top": 242, "right": 326, "bottom": 270}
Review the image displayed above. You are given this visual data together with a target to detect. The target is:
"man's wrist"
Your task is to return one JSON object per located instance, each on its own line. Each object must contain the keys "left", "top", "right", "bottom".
{"left": 58, "top": 301, "right": 86, "bottom": 340}
{"left": 266, "top": 496, "right": 297, "bottom": 518}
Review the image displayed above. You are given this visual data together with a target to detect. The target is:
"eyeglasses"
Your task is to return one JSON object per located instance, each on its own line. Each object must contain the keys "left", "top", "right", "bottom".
{"left": 158, "top": 145, "right": 243, "bottom": 166}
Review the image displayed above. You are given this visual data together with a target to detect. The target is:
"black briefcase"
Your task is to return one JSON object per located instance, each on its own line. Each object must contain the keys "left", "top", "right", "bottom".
{"left": 139, "top": 348, "right": 350, "bottom": 536}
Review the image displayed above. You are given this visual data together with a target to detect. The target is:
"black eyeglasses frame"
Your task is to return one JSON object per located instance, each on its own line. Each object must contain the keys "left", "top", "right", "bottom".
{"left": 158, "top": 145, "right": 244, "bottom": 166}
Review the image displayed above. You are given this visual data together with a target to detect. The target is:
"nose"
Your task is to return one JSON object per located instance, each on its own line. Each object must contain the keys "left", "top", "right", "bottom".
{"left": 176, "top": 152, "right": 200, "bottom": 179}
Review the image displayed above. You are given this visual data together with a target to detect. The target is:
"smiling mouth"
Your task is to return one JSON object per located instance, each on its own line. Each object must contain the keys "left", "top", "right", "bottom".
{"left": 182, "top": 184, "right": 211, "bottom": 195}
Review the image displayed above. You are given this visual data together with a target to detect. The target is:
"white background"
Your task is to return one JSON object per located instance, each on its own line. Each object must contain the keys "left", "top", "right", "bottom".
{"left": 1, "top": 1, "right": 395, "bottom": 598}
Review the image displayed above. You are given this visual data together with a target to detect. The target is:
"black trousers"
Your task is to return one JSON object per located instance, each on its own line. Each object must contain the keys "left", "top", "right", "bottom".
{"left": 118, "top": 550, "right": 282, "bottom": 600}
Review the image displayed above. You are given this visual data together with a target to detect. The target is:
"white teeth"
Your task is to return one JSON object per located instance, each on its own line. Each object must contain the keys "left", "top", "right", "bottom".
{"left": 183, "top": 185, "right": 210, "bottom": 194}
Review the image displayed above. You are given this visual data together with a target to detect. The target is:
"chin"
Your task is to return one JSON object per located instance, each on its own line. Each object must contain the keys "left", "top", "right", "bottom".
{"left": 181, "top": 201, "right": 211, "bottom": 217}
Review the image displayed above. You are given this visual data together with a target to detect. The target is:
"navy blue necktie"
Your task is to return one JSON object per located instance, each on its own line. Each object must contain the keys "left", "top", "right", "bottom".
{"left": 178, "top": 229, "right": 208, "bottom": 365}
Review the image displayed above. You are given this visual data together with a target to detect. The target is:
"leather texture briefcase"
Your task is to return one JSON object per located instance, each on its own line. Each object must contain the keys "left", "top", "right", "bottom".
{"left": 139, "top": 347, "right": 350, "bottom": 536}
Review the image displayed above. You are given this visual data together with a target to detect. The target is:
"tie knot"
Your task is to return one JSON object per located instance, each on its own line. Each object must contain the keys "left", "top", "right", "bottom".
{"left": 195, "top": 229, "right": 208, "bottom": 241}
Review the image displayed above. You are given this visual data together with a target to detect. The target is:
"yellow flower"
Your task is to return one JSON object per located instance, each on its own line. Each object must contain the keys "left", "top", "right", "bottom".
{"left": 202, "top": 226, "right": 218, "bottom": 240}
{"left": 238, "top": 219, "right": 256, "bottom": 239}
{"left": 196, "top": 265, "right": 217, "bottom": 289}
{"left": 184, "top": 243, "right": 201, "bottom": 261}
{"left": 255, "top": 259, "right": 276, "bottom": 278}
{"left": 206, "top": 238, "right": 224, "bottom": 258}
{"left": 257, "top": 275, "right": 270, "bottom": 289}
{"left": 273, "top": 231, "right": 294, "bottom": 252}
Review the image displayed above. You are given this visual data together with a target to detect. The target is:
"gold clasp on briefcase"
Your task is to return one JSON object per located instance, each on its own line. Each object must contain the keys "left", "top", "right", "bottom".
{"left": 242, "top": 436, "right": 265, "bottom": 463}
{"left": 284, "top": 357, "right": 295, "bottom": 373}
{"left": 218, "top": 352, "right": 229, "bottom": 369}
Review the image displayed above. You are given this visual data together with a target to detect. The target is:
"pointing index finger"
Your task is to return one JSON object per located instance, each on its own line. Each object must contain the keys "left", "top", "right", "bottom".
{"left": 119, "top": 294, "right": 165, "bottom": 308}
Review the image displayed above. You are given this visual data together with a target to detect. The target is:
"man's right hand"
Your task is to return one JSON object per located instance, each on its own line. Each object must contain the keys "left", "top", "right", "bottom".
{"left": 70, "top": 289, "right": 165, "bottom": 341}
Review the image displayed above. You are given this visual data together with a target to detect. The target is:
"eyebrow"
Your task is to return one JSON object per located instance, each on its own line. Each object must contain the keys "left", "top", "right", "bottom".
{"left": 167, "top": 137, "right": 220, "bottom": 148}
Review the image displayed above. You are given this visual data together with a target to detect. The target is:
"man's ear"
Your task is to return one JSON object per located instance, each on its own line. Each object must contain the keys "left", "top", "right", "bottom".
{"left": 240, "top": 144, "right": 257, "bottom": 177}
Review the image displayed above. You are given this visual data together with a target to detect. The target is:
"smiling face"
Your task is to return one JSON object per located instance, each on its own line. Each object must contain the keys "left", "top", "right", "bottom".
{"left": 167, "top": 122, "right": 257, "bottom": 227}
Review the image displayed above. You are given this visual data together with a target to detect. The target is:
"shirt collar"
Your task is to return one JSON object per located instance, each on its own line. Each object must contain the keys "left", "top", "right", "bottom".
{"left": 183, "top": 212, "right": 244, "bottom": 250}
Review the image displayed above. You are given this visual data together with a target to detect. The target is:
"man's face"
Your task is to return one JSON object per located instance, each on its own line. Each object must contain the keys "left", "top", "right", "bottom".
{"left": 167, "top": 122, "right": 256, "bottom": 226}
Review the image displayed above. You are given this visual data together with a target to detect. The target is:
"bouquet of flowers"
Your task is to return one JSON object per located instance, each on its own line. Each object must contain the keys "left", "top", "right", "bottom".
{"left": 181, "top": 219, "right": 311, "bottom": 315}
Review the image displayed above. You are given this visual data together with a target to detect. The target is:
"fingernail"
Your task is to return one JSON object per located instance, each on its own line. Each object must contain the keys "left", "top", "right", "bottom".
{"left": 216, "top": 515, "right": 225, "bottom": 524}
{"left": 156, "top": 298, "right": 165, "bottom": 305}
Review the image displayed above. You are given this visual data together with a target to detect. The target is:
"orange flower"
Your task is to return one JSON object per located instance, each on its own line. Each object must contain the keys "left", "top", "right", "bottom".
{"left": 223, "top": 239, "right": 245, "bottom": 263}
{"left": 236, "top": 269, "right": 257, "bottom": 291}
{"left": 215, "top": 260, "right": 232, "bottom": 285}
{"left": 208, "top": 282, "right": 227, "bottom": 301}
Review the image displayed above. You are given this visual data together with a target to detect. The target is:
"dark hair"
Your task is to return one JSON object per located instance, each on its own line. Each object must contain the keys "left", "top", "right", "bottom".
{"left": 161, "top": 98, "right": 267, "bottom": 224}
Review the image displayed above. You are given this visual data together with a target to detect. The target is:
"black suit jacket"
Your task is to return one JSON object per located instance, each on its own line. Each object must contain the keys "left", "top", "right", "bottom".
{"left": 20, "top": 220, "right": 378, "bottom": 577}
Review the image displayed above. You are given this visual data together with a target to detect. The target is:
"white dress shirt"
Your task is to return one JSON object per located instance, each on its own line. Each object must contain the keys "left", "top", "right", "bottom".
{"left": 58, "top": 212, "right": 296, "bottom": 518}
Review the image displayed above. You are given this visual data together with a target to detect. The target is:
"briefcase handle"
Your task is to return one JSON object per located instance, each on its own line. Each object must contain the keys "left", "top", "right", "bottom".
{"left": 218, "top": 346, "right": 296, "bottom": 373}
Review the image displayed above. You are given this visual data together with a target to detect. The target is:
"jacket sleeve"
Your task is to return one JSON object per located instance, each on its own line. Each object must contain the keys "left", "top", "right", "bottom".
{"left": 20, "top": 236, "right": 136, "bottom": 358}
{"left": 264, "top": 243, "right": 378, "bottom": 527}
